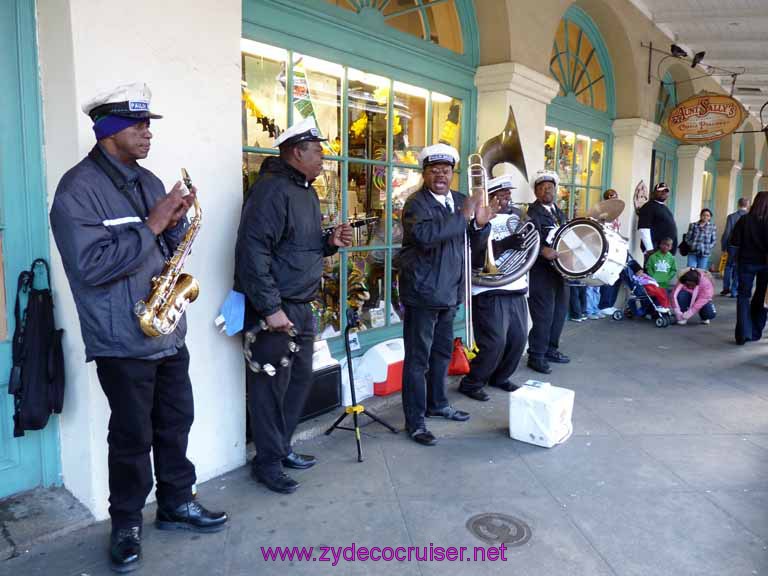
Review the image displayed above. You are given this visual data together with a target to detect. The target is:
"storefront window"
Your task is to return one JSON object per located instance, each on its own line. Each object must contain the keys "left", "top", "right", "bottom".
{"left": 651, "top": 149, "right": 675, "bottom": 200}
{"left": 329, "top": 0, "right": 464, "bottom": 54}
{"left": 241, "top": 38, "right": 464, "bottom": 340}
{"left": 544, "top": 126, "right": 604, "bottom": 218}
{"left": 241, "top": 40, "right": 288, "bottom": 149}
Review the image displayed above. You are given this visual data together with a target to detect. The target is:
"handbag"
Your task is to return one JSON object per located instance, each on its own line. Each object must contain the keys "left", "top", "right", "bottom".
{"left": 448, "top": 337, "right": 470, "bottom": 375}
{"left": 678, "top": 233, "right": 690, "bottom": 256}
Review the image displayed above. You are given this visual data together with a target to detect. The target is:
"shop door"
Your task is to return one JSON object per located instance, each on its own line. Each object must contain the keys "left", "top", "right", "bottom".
{"left": 0, "top": 0, "right": 58, "bottom": 498}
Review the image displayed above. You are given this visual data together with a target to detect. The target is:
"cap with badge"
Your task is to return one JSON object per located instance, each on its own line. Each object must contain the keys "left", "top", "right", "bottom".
{"left": 274, "top": 117, "right": 328, "bottom": 148}
{"left": 654, "top": 182, "right": 670, "bottom": 193}
{"left": 530, "top": 169, "right": 559, "bottom": 190}
{"left": 82, "top": 82, "right": 161, "bottom": 140}
{"left": 488, "top": 174, "right": 516, "bottom": 195}
{"left": 418, "top": 143, "right": 460, "bottom": 169}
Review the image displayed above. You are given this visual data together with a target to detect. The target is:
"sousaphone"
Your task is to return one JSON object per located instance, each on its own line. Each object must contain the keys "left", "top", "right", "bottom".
{"left": 471, "top": 107, "right": 540, "bottom": 288}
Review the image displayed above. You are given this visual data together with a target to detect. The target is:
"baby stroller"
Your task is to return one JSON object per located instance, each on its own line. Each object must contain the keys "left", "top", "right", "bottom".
{"left": 611, "top": 256, "right": 673, "bottom": 328}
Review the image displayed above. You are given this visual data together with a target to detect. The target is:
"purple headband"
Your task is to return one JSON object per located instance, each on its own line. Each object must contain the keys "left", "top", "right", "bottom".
{"left": 93, "top": 115, "right": 146, "bottom": 140}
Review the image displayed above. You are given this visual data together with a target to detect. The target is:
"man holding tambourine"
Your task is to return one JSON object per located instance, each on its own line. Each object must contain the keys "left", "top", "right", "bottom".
{"left": 526, "top": 171, "right": 571, "bottom": 375}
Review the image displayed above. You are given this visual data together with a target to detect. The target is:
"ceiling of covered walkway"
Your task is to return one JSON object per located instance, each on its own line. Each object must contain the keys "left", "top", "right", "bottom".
{"left": 631, "top": 0, "right": 768, "bottom": 120}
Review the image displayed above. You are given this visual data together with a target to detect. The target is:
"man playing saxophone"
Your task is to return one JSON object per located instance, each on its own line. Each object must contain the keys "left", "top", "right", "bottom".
{"left": 50, "top": 82, "right": 227, "bottom": 574}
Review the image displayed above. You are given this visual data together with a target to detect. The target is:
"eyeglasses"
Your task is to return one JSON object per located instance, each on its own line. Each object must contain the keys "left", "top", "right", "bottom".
{"left": 425, "top": 166, "right": 454, "bottom": 176}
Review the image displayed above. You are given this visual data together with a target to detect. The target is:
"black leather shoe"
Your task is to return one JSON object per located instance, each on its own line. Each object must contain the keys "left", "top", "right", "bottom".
{"left": 110, "top": 526, "right": 141, "bottom": 573}
{"left": 490, "top": 380, "right": 519, "bottom": 392}
{"left": 527, "top": 357, "right": 552, "bottom": 374}
{"left": 410, "top": 428, "right": 437, "bottom": 446}
{"left": 156, "top": 500, "right": 228, "bottom": 533}
{"left": 719, "top": 289, "right": 729, "bottom": 296}
{"left": 252, "top": 469, "right": 300, "bottom": 494}
{"left": 459, "top": 387, "right": 490, "bottom": 402}
{"left": 282, "top": 452, "right": 316, "bottom": 469}
{"left": 545, "top": 350, "right": 570, "bottom": 364}
{"left": 426, "top": 406, "right": 470, "bottom": 421}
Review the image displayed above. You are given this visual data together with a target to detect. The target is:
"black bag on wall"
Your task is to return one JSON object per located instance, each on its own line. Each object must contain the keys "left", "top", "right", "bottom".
{"left": 678, "top": 234, "right": 691, "bottom": 257}
{"left": 8, "top": 258, "right": 65, "bottom": 437}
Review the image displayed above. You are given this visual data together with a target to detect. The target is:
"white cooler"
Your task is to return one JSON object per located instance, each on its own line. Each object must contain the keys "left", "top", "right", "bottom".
{"left": 508, "top": 381, "right": 574, "bottom": 448}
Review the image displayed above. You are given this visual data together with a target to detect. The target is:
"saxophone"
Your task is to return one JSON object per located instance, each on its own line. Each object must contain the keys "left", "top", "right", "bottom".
{"left": 134, "top": 168, "right": 202, "bottom": 337}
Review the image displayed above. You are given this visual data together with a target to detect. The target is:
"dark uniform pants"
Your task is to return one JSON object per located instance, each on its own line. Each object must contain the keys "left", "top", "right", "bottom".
{"left": 95, "top": 345, "right": 196, "bottom": 529}
{"left": 527, "top": 264, "right": 569, "bottom": 359}
{"left": 460, "top": 293, "right": 527, "bottom": 391}
{"left": 246, "top": 301, "right": 314, "bottom": 477}
{"left": 401, "top": 305, "right": 454, "bottom": 433}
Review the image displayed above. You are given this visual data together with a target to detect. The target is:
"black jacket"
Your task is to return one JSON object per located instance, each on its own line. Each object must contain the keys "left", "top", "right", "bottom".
{"left": 637, "top": 200, "right": 678, "bottom": 253}
{"left": 397, "top": 186, "right": 489, "bottom": 308}
{"left": 50, "top": 145, "right": 188, "bottom": 361}
{"left": 235, "top": 157, "right": 337, "bottom": 320}
{"left": 527, "top": 201, "right": 567, "bottom": 268}
{"left": 730, "top": 213, "right": 768, "bottom": 266}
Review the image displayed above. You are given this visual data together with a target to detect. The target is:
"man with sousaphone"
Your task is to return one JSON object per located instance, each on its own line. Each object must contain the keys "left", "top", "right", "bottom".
{"left": 458, "top": 174, "right": 538, "bottom": 401}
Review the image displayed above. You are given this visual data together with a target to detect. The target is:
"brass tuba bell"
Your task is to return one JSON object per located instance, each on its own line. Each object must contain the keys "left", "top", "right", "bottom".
{"left": 470, "top": 107, "right": 540, "bottom": 288}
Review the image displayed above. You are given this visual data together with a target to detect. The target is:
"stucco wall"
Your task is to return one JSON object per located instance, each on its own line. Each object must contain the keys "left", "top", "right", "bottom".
{"left": 38, "top": 0, "right": 245, "bottom": 520}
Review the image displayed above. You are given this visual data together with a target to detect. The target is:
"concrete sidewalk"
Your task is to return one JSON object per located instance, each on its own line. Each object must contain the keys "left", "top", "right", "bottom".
{"left": 4, "top": 295, "right": 768, "bottom": 576}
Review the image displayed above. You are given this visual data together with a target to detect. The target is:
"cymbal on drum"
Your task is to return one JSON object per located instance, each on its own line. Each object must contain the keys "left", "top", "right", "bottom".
{"left": 588, "top": 198, "right": 625, "bottom": 223}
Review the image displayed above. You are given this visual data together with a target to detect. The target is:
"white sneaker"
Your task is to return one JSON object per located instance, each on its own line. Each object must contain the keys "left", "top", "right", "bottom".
{"left": 587, "top": 314, "right": 601, "bottom": 320}
{"left": 656, "top": 307, "right": 669, "bottom": 313}
{"left": 600, "top": 307, "right": 616, "bottom": 315}
{"left": 677, "top": 319, "right": 687, "bottom": 325}
{"left": 701, "top": 319, "right": 710, "bottom": 325}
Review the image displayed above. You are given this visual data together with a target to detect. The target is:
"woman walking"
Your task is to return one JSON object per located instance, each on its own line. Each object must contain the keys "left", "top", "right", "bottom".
{"left": 731, "top": 191, "right": 768, "bottom": 344}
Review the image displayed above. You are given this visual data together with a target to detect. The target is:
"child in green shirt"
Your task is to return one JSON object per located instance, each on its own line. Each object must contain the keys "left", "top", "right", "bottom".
{"left": 646, "top": 237, "right": 677, "bottom": 289}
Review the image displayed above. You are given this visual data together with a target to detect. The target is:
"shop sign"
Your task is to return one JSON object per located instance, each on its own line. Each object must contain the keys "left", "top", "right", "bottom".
{"left": 666, "top": 93, "right": 747, "bottom": 144}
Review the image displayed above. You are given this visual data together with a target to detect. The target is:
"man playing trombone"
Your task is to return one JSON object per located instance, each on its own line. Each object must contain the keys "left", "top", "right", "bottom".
{"left": 397, "top": 144, "right": 494, "bottom": 446}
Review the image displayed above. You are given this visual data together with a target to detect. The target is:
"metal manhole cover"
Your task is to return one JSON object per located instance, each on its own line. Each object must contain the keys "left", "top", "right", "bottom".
{"left": 466, "top": 513, "right": 532, "bottom": 547}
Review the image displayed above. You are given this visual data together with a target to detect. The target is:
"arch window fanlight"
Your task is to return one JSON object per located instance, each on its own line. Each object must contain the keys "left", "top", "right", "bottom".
{"left": 545, "top": 7, "right": 615, "bottom": 219}
{"left": 328, "top": 0, "right": 463, "bottom": 53}
{"left": 549, "top": 15, "right": 608, "bottom": 113}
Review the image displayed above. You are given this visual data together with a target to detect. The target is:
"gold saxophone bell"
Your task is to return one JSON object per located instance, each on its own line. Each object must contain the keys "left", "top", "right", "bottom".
{"left": 135, "top": 168, "right": 202, "bottom": 337}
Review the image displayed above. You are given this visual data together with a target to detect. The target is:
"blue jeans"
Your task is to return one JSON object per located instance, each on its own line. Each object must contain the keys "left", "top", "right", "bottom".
{"left": 735, "top": 262, "right": 768, "bottom": 343}
{"left": 686, "top": 253, "right": 710, "bottom": 270}
{"left": 722, "top": 246, "right": 739, "bottom": 296}
{"left": 585, "top": 286, "right": 601, "bottom": 315}
{"left": 599, "top": 281, "right": 620, "bottom": 309}
{"left": 569, "top": 284, "right": 587, "bottom": 318}
{"left": 676, "top": 290, "right": 716, "bottom": 321}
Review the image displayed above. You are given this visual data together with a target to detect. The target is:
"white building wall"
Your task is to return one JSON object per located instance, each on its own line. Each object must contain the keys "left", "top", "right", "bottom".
{"left": 37, "top": 0, "right": 245, "bottom": 520}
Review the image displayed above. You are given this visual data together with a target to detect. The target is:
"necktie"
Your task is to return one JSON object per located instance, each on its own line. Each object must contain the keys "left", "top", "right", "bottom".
{"left": 445, "top": 194, "right": 454, "bottom": 214}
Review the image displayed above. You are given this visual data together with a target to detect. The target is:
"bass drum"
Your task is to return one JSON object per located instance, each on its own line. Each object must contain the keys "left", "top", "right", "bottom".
{"left": 550, "top": 218, "right": 628, "bottom": 286}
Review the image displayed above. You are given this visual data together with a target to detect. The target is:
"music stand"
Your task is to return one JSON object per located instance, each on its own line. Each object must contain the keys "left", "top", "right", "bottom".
{"left": 325, "top": 308, "right": 398, "bottom": 462}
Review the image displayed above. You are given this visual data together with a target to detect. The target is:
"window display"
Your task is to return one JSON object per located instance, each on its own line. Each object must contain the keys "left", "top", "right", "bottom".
{"left": 544, "top": 126, "right": 605, "bottom": 219}
{"left": 241, "top": 38, "right": 464, "bottom": 340}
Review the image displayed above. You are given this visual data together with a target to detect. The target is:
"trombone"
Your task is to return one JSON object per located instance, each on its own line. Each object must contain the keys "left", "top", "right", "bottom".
{"left": 463, "top": 153, "right": 496, "bottom": 360}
